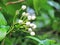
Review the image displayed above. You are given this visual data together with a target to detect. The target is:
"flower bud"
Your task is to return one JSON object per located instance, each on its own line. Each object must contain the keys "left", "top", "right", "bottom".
{"left": 18, "top": 20, "right": 23, "bottom": 24}
{"left": 30, "top": 31, "right": 35, "bottom": 36}
{"left": 32, "top": 24, "right": 37, "bottom": 29}
{"left": 26, "top": 22, "right": 30, "bottom": 26}
{"left": 27, "top": 15, "right": 32, "bottom": 20}
{"left": 30, "top": 23, "right": 37, "bottom": 29}
{"left": 22, "top": 12, "right": 26, "bottom": 16}
{"left": 16, "top": 10, "right": 19, "bottom": 15}
{"left": 28, "top": 28, "right": 32, "bottom": 32}
{"left": 21, "top": 5, "right": 26, "bottom": 10}
{"left": 31, "top": 15, "right": 36, "bottom": 20}
{"left": 22, "top": 12, "right": 29, "bottom": 16}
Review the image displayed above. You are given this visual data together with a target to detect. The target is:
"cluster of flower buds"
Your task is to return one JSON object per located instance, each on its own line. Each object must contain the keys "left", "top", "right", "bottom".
{"left": 22, "top": 12, "right": 36, "bottom": 20}
{"left": 16, "top": 5, "right": 36, "bottom": 36}
{"left": 26, "top": 22, "right": 36, "bottom": 36}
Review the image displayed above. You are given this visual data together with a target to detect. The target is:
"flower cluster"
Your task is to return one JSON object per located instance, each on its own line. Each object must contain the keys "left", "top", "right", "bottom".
{"left": 16, "top": 5, "right": 36, "bottom": 36}
{"left": 26, "top": 22, "right": 36, "bottom": 36}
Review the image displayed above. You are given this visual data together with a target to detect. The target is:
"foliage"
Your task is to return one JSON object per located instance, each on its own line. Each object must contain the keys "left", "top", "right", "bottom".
{"left": 0, "top": 0, "right": 60, "bottom": 45}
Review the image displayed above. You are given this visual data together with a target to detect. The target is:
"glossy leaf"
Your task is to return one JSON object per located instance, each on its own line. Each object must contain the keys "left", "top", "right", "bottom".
{"left": 0, "top": 12, "right": 7, "bottom": 25}
{"left": 0, "top": 25, "right": 9, "bottom": 41}
{"left": 48, "top": 1, "right": 60, "bottom": 10}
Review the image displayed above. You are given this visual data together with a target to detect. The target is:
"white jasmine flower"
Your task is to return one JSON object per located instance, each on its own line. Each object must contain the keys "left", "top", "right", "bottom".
{"left": 31, "top": 15, "right": 36, "bottom": 20}
{"left": 28, "top": 28, "right": 32, "bottom": 32}
{"left": 21, "top": 5, "right": 26, "bottom": 10}
{"left": 26, "top": 22, "right": 30, "bottom": 26}
{"left": 30, "top": 31, "right": 35, "bottom": 36}
{"left": 27, "top": 15, "right": 32, "bottom": 20}
{"left": 18, "top": 20, "right": 23, "bottom": 24}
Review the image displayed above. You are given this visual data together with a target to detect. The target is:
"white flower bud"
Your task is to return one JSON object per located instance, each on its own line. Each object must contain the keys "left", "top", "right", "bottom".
{"left": 26, "top": 22, "right": 30, "bottom": 26}
{"left": 22, "top": 12, "right": 26, "bottom": 16}
{"left": 27, "top": 15, "right": 32, "bottom": 20}
{"left": 21, "top": 5, "right": 26, "bottom": 10}
{"left": 30, "top": 31, "right": 35, "bottom": 36}
{"left": 25, "top": 13, "right": 29, "bottom": 16}
{"left": 32, "top": 24, "right": 37, "bottom": 29}
{"left": 18, "top": 20, "right": 23, "bottom": 24}
{"left": 30, "top": 23, "right": 34, "bottom": 27}
{"left": 31, "top": 15, "right": 36, "bottom": 20}
{"left": 28, "top": 28, "right": 32, "bottom": 32}
{"left": 22, "top": 12, "right": 29, "bottom": 16}
{"left": 30, "top": 23, "right": 37, "bottom": 29}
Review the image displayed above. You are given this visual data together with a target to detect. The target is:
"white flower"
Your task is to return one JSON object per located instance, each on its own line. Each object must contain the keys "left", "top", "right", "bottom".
{"left": 28, "top": 28, "right": 32, "bottom": 32}
{"left": 22, "top": 12, "right": 29, "bottom": 16}
{"left": 31, "top": 15, "right": 36, "bottom": 20}
{"left": 30, "top": 23, "right": 37, "bottom": 29}
{"left": 18, "top": 20, "right": 23, "bottom": 24}
{"left": 30, "top": 31, "right": 35, "bottom": 36}
{"left": 27, "top": 15, "right": 32, "bottom": 20}
{"left": 21, "top": 5, "right": 26, "bottom": 10}
{"left": 32, "top": 24, "right": 37, "bottom": 29}
{"left": 26, "top": 22, "right": 30, "bottom": 26}
{"left": 25, "top": 13, "right": 29, "bottom": 16}
{"left": 27, "top": 14, "right": 36, "bottom": 20}
{"left": 30, "top": 23, "right": 34, "bottom": 27}
{"left": 22, "top": 12, "right": 26, "bottom": 16}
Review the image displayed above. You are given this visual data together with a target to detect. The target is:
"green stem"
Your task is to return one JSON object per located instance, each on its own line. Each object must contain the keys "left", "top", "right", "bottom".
{"left": 7, "top": 24, "right": 14, "bottom": 34}
{"left": 7, "top": 10, "right": 18, "bottom": 34}
{"left": 24, "top": 19, "right": 28, "bottom": 22}
{"left": 23, "top": 16, "right": 27, "bottom": 21}
{"left": 20, "top": 15, "right": 23, "bottom": 19}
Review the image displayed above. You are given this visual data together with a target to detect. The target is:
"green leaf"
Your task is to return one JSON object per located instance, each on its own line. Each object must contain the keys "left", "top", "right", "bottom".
{"left": 0, "top": 25, "right": 9, "bottom": 41}
{"left": 0, "top": 28, "right": 6, "bottom": 41}
{"left": 33, "top": 0, "right": 40, "bottom": 15}
{"left": 48, "top": 9, "right": 55, "bottom": 19}
{"left": 26, "top": 36, "right": 41, "bottom": 43}
{"left": 4, "top": 37, "right": 16, "bottom": 45}
{"left": 26, "top": 36, "right": 56, "bottom": 45}
{"left": 0, "top": 12, "right": 7, "bottom": 25}
{"left": 33, "top": 0, "right": 52, "bottom": 15}
{"left": 48, "top": 1, "right": 60, "bottom": 10}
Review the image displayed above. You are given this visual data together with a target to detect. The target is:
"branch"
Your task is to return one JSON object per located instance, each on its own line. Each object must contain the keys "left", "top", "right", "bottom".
{"left": 5, "top": 0, "right": 24, "bottom": 6}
